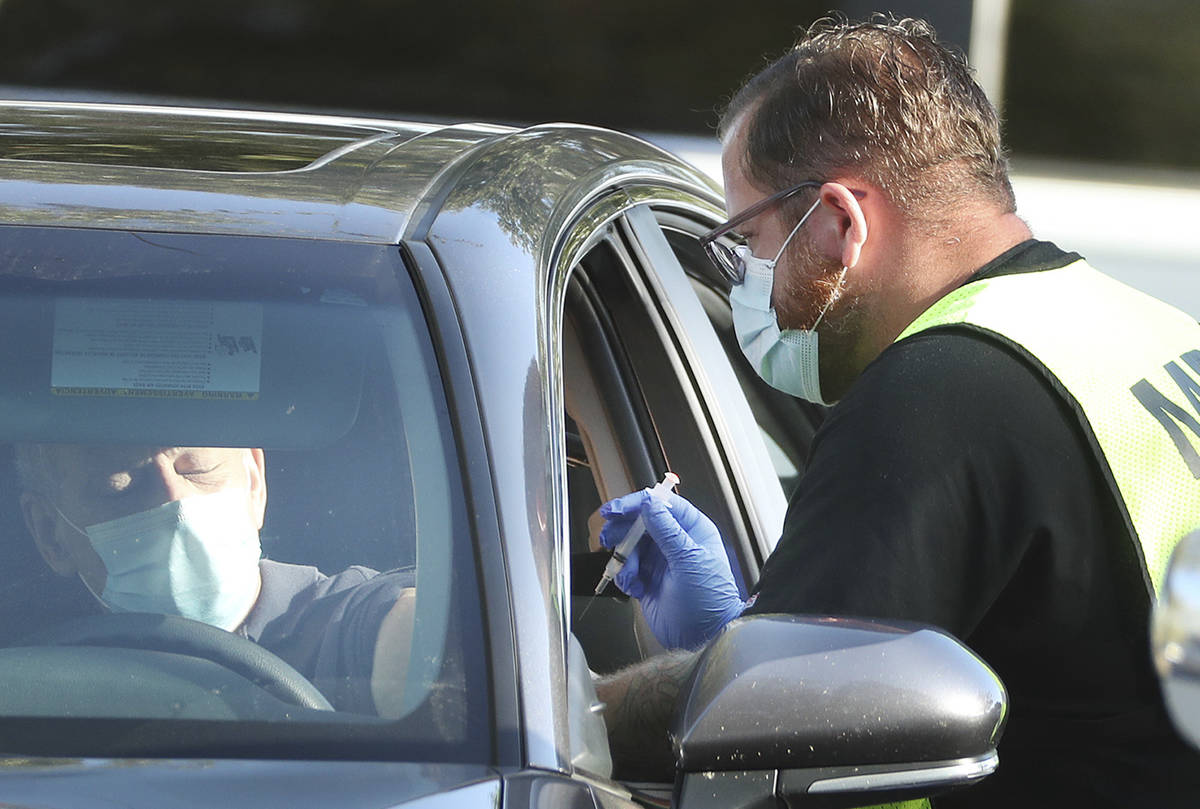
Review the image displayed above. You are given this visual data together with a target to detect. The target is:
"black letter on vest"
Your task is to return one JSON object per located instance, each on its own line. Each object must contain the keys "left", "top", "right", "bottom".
{"left": 1182, "top": 349, "right": 1200, "bottom": 380}
{"left": 1131, "top": 377, "right": 1200, "bottom": 478}
{"left": 1166, "top": 359, "right": 1200, "bottom": 415}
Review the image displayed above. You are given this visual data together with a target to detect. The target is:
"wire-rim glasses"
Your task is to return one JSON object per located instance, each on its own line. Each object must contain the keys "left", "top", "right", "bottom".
{"left": 700, "top": 181, "right": 823, "bottom": 285}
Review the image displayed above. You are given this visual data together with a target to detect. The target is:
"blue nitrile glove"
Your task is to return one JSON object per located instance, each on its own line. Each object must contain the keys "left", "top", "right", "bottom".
{"left": 598, "top": 489, "right": 748, "bottom": 650}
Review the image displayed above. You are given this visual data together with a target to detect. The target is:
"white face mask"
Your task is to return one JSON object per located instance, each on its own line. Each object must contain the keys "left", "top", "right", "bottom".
{"left": 58, "top": 488, "right": 263, "bottom": 631}
{"left": 728, "top": 199, "right": 846, "bottom": 405}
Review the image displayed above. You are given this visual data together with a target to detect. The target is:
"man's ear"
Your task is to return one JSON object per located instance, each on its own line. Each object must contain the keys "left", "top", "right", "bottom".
{"left": 20, "top": 492, "right": 76, "bottom": 576}
{"left": 247, "top": 448, "right": 267, "bottom": 530}
{"left": 819, "top": 182, "right": 869, "bottom": 270}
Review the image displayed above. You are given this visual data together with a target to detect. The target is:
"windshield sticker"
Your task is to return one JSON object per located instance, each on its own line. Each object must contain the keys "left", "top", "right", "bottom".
{"left": 51, "top": 298, "right": 264, "bottom": 400}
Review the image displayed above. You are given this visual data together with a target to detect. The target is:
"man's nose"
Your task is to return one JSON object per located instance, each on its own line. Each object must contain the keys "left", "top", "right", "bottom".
{"left": 147, "top": 458, "right": 193, "bottom": 505}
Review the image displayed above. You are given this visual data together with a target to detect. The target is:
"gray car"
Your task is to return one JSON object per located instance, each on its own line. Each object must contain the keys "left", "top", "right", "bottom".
{"left": 0, "top": 101, "right": 1005, "bottom": 808}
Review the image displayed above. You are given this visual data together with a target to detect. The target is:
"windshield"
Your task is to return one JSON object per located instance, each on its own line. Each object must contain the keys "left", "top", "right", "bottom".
{"left": 0, "top": 226, "right": 489, "bottom": 762}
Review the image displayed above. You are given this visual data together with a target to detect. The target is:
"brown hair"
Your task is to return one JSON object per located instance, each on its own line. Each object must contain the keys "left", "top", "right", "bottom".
{"left": 719, "top": 15, "right": 1014, "bottom": 216}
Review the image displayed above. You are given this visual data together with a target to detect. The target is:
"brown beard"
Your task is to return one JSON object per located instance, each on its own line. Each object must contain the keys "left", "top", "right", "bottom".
{"left": 772, "top": 233, "right": 847, "bottom": 332}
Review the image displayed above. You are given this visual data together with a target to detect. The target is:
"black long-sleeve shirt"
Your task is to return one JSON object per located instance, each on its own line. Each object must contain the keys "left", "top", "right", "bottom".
{"left": 747, "top": 241, "right": 1200, "bottom": 807}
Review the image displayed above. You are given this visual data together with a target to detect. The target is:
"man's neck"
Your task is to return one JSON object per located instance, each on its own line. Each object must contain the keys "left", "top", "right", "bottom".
{"left": 908, "top": 211, "right": 1032, "bottom": 314}
{"left": 822, "top": 210, "right": 1034, "bottom": 401}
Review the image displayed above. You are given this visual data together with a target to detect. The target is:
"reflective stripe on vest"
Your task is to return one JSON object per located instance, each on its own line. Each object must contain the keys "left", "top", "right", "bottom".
{"left": 896, "top": 259, "right": 1200, "bottom": 595}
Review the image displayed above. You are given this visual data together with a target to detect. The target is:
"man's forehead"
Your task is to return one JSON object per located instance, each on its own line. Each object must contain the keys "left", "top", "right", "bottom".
{"left": 719, "top": 122, "right": 748, "bottom": 185}
{"left": 54, "top": 446, "right": 237, "bottom": 475}
{"left": 55, "top": 445, "right": 166, "bottom": 471}
{"left": 719, "top": 118, "right": 771, "bottom": 219}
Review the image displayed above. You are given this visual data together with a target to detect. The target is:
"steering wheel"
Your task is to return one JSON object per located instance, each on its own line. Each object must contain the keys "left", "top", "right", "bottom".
{"left": 27, "top": 612, "right": 334, "bottom": 711}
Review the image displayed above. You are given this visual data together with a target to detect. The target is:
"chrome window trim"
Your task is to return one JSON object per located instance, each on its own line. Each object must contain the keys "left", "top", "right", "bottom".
{"left": 806, "top": 751, "right": 1000, "bottom": 794}
{"left": 546, "top": 188, "right": 640, "bottom": 656}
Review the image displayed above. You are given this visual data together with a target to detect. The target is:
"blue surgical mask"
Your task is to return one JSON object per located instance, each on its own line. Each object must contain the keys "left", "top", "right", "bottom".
{"left": 728, "top": 198, "right": 846, "bottom": 405}
{"left": 57, "top": 488, "right": 262, "bottom": 631}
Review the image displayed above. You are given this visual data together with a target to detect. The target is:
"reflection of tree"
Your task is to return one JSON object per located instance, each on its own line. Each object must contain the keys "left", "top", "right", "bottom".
{"left": 0, "top": 104, "right": 433, "bottom": 235}
{"left": 0, "top": 104, "right": 708, "bottom": 258}
{"left": 0, "top": 106, "right": 371, "bottom": 172}
{"left": 437, "top": 129, "right": 646, "bottom": 254}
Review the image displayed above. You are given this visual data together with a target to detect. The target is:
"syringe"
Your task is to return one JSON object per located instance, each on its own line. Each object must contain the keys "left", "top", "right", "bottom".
{"left": 594, "top": 472, "right": 680, "bottom": 596}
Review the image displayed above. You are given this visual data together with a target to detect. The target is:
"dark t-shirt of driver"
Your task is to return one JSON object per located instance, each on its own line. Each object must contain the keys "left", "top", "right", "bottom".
{"left": 745, "top": 241, "right": 1200, "bottom": 806}
{"left": 241, "top": 559, "right": 412, "bottom": 714}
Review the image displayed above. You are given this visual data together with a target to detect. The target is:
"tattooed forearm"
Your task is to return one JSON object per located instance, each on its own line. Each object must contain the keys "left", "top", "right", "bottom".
{"left": 595, "top": 649, "right": 698, "bottom": 781}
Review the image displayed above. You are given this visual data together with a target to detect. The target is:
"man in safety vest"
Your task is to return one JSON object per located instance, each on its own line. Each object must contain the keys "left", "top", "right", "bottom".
{"left": 596, "top": 14, "right": 1200, "bottom": 807}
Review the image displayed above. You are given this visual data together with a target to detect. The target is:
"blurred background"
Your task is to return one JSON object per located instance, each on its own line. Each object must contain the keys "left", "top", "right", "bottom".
{"left": 1, "top": 0, "right": 1197, "bottom": 311}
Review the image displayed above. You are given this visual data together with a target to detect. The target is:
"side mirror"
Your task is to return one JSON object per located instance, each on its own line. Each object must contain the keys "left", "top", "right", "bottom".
{"left": 1152, "top": 530, "right": 1200, "bottom": 749}
{"left": 672, "top": 615, "right": 1007, "bottom": 809}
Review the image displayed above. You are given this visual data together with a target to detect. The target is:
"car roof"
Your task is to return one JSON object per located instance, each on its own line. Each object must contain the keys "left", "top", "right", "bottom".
{"left": 0, "top": 100, "right": 506, "bottom": 243}
{"left": 0, "top": 101, "right": 720, "bottom": 246}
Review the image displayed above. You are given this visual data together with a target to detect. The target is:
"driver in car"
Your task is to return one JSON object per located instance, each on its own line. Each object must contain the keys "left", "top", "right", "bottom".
{"left": 14, "top": 443, "right": 415, "bottom": 717}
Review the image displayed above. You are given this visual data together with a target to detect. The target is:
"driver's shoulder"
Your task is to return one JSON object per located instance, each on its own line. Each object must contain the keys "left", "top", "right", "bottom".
{"left": 246, "top": 560, "right": 411, "bottom": 641}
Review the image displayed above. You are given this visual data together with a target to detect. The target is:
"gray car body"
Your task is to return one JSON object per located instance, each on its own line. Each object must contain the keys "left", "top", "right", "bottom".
{"left": 0, "top": 100, "right": 753, "bottom": 808}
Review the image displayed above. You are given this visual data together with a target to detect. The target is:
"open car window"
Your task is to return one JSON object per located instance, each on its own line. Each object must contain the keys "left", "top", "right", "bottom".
{"left": 0, "top": 226, "right": 489, "bottom": 763}
{"left": 563, "top": 204, "right": 800, "bottom": 675}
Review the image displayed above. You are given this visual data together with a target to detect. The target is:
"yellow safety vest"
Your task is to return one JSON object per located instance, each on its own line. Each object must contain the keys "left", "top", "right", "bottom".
{"left": 897, "top": 259, "right": 1200, "bottom": 595}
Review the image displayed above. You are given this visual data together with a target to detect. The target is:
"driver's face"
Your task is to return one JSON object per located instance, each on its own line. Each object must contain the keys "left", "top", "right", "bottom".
{"left": 22, "top": 446, "right": 267, "bottom": 592}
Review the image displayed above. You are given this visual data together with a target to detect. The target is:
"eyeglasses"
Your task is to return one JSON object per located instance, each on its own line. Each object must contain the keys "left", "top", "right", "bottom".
{"left": 700, "top": 181, "right": 823, "bottom": 285}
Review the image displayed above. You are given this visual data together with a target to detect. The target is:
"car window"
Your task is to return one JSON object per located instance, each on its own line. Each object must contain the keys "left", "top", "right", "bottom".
{"left": 563, "top": 204, "right": 800, "bottom": 674}
{"left": 0, "top": 225, "right": 489, "bottom": 763}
